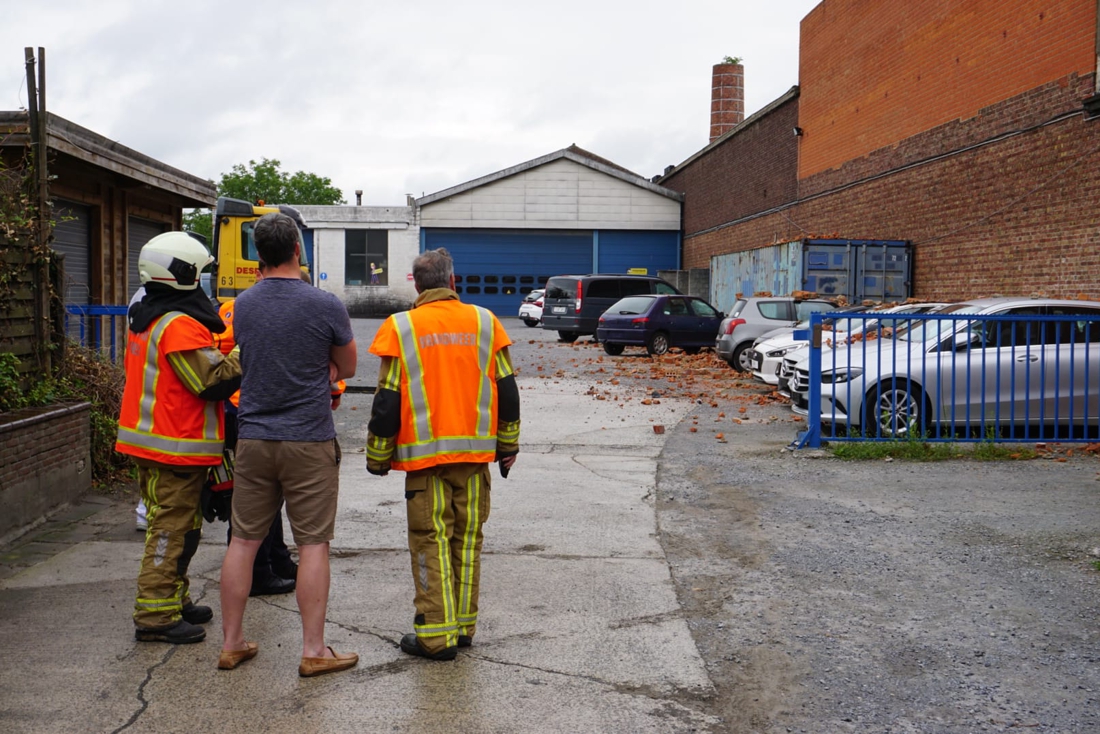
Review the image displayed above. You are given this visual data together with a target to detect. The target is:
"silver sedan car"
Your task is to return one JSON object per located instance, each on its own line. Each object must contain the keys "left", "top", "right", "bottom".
{"left": 789, "top": 298, "right": 1100, "bottom": 437}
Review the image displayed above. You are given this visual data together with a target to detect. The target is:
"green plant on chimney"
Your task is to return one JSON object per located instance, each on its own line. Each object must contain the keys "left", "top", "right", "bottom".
{"left": 722, "top": 56, "right": 743, "bottom": 65}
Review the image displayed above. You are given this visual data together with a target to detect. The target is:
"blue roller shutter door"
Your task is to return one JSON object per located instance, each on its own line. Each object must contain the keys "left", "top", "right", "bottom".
{"left": 597, "top": 231, "right": 679, "bottom": 275}
{"left": 423, "top": 229, "right": 594, "bottom": 314}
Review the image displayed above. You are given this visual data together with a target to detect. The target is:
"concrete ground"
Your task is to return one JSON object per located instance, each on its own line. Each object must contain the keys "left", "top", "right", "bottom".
{"left": 0, "top": 370, "right": 718, "bottom": 733}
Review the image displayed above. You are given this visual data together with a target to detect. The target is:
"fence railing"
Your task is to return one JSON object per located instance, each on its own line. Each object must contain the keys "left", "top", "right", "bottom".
{"left": 791, "top": 312, "right": 1100, "bottom": 448}
{"left": 64, "top": 305, "right": 128, "bottom": 362}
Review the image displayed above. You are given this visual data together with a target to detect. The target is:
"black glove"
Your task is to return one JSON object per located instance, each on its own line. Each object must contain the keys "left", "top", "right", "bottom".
{"left": 201, "top": 485, "right": 233, "bottom": 523}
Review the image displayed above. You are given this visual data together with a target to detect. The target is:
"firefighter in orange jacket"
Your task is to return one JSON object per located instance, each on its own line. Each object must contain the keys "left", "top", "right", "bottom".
{"left": 366, "top": 247, "right": 520, "bottom": 660}
{"left": 116, "top": 232, "right": 241, "bottom": 644}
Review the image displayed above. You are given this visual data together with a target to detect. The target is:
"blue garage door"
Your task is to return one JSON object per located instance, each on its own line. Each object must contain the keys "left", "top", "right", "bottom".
{"left": 424, "top": 229, "right": 594, "bottom": 314}
{"left": 597, "top": 230, "right": 680, "bottom": 275}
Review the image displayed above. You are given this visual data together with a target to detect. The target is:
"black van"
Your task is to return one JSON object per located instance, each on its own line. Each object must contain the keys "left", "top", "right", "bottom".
{"left": 541, "top": 274, "right": 682, "bottom": 342}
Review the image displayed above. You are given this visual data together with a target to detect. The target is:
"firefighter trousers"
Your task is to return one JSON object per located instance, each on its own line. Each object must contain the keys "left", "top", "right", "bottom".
{"left": 405, "top": 462, "right": 491, "bottom": 654}
{"left": 134, "top": 462, "right": 204, "bottom": 629}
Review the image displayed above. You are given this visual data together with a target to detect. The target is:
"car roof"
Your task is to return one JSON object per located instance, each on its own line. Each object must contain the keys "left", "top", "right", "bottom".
{"left": 949, "top": 297, "right": 1100, "bottom": 310}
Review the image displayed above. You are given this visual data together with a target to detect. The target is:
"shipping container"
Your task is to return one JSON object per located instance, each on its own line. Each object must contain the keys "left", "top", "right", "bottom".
{"left": 710, "top": 238, "right": 912, "bottom": 313}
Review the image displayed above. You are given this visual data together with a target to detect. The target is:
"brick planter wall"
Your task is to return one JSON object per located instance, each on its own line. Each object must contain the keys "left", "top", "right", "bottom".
{"left": 0, "top": 402, "right": 92, "bottom": 539}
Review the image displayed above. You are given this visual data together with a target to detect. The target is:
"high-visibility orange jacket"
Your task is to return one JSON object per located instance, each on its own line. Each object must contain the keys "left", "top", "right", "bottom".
{"left": 213, "top": 300, "right": 243, "bottom": 407}
{"left": 116, "top": 312, "right": 228, "bottom": 466}
{"left": 368, "top": 291, "right": 513, "bottom": 472}
{"left": 214, "top": 300, "right": 236, "bottom": 354}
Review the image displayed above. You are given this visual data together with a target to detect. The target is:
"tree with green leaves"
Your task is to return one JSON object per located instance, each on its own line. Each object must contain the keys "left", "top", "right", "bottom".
{"left": 183, "top": 158, "right": 345, "bottom": 242}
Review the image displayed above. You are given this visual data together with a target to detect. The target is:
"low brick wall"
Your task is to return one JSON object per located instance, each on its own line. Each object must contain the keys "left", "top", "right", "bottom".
{"left": 0, "top": 402, "right": 92, "bottom": 539}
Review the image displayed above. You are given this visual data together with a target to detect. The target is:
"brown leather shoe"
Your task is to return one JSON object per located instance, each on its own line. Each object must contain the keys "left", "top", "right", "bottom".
{"left": 298, "top": 646, "right": 359, "bottom": 677}
{"left": 218, "top": 642, "right": 258, "bottom": 670}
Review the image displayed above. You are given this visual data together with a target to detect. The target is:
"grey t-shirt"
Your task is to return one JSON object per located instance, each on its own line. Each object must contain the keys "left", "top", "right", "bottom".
{"left": 235, "top": 277, "right": 353, "bottom": 442}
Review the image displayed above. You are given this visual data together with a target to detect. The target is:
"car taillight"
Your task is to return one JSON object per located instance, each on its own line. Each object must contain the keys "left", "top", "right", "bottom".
{"left": 575, "top": 281, "right": 582, "bottom": 313}
{"left": 723, "top": 318, "right": 745, "bottom": 335}
{"left": 632, "top": 317, "right": 649, "bottom": 324}
{"left": 535, "top": 299, "right": 543, "bottom": 307}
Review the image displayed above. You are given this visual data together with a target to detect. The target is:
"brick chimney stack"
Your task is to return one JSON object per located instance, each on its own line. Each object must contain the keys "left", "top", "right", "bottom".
{"left": 710, "top": 62, "right": 744, "bottom": 142}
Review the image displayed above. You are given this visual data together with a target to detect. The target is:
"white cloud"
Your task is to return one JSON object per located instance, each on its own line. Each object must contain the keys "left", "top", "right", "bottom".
{"left": 3, "top": 0, "right": 821, "bottom": 205}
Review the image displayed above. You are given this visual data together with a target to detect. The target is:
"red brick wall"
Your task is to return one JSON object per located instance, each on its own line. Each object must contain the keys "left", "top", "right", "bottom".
{"left": 684, "top": 107, "right": 1100, "bottom": 302}
{"left": 0, "top": 403, "right": 92, "bottom": 536}
{"left": 798, "top": 0, "right": 1097, "bottom": 180}
{"left": 664, "top": 93, "right": 800, "bottom": 246}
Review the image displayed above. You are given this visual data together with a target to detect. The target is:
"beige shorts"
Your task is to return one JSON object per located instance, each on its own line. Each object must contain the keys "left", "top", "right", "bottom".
{"left": 232, "top": 438, "right": 341, "bottom": 546}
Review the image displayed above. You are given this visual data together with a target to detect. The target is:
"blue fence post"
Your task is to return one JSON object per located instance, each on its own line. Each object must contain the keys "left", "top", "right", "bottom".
{"left": 805, "top": 313, "right": 823, "bottom": 448}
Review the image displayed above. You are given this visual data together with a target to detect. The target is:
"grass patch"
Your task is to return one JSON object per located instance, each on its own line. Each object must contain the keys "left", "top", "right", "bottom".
{"left": 830, "top": 433, "right": 1039, "bottom": 462}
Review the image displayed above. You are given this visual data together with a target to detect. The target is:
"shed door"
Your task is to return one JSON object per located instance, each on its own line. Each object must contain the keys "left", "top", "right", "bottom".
{"left": 52, "top": 200, "right": 92, "bottom": 306}
{"left": 423, "top": 229, "right": 593, "bottom": 314}
{"left": 128, "top": 217, "right": 169, "bottom": 300}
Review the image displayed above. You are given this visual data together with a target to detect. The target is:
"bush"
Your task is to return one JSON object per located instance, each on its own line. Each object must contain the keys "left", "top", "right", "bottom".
{"left": 0, "top": 344, "right": 131, "bottom": 488}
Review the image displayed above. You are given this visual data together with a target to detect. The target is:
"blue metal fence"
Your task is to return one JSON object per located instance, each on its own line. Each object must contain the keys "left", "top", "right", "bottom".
{"left": 791, "top": 311, "right": 1100, "bottom": 447}
{"left": 65, "top": 305, "right": 128, "bottom": 362}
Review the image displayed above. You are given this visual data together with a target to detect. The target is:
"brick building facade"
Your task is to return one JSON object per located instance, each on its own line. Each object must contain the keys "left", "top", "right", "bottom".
{"left": 662, "top": 0, "right": 1100, "bottom": 302}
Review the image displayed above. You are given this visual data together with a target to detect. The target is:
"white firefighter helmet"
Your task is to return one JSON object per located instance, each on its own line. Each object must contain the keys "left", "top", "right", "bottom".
{"left": 138, "top": 231, "right": 213, "bottom": 290}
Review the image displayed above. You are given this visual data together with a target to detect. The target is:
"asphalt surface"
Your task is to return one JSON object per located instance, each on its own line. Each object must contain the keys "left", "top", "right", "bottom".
{"left": 1, "top": 317, "right": 1098, "bottom": 733}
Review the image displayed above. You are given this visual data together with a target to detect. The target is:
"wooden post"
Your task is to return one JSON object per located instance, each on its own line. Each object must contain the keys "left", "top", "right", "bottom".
{"left": 25, "top": 47, "right": 52, "bottom": 374}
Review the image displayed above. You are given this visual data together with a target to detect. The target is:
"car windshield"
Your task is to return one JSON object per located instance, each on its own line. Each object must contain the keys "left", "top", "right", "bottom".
{"left": 729, "top": 299, "right": 748, "bottom": 317}
{"left": 896, "top": 304, "right": 984, "bottom": 342}
{"left": 607, "top": 296, "right": 656, "bottom": 316}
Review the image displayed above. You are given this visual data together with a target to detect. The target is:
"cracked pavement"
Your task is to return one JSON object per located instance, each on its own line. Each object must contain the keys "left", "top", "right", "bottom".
{"left": 0, "top": 320, "right": 719, "bottom": 733}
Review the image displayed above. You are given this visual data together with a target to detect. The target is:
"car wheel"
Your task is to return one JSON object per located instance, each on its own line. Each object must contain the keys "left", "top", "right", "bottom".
{"left": 603, "top": 342, "right": 625, "bottom": 356}
{"left": 864, "top": 380, "right": 931, "bottom": 438}
{"left": 731, "top": 342, "right": 753, "bottom": 372}
{"left": 523, "top": 319, "right": 539, "bottom": 327}
{"left": 557, "top": 331, "right": 578, "bottom": 343}
{"left": 646, "top": 331, "right": 670, "bottom": 356}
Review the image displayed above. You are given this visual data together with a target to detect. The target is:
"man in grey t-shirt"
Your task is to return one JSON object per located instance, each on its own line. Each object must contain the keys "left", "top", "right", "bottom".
{"left": 217, "top": 212, "right": 359, "bottom": 677}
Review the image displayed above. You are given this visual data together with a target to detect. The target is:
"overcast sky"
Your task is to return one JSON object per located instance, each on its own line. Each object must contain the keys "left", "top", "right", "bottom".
{"left": 4, "top": 0, "right": 821, "bottom": 206}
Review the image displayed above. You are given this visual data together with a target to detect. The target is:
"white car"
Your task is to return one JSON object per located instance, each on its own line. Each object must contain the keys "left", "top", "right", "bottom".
{"left": 788, "top": 298, "right": 1100, "bottom": 437}
{"left": 750, "top": 304, "right": 946, "bottom": 386}
{"left": 518, "top": 289, "right": 544, "bottom": 327}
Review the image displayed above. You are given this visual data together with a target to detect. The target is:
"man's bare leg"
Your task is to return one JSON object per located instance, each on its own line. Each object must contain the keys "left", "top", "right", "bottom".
{"left": 220, "top": 536, "right": 262, "bottom": 651}
{"left": 297, "top": 542, "right": 334, "bottom": 658}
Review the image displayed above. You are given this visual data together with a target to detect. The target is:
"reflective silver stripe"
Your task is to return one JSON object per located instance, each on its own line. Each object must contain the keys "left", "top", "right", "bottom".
{"left": 395, "top": 436, "right": 498, "bottom": 462}
{"left": 136, "top": 313, "right": 182, "bottom": 434}
{"left": 472, "top": 306, "right": 494, "bottom": 437}
{"left": 202, "top": 400, "right": 219, "bottom": 443}
{"left": 117, "top": 425, "right": 224, "bottom": 456}
{"left": 394, "top": 312, "right": 433, "bottom": 444}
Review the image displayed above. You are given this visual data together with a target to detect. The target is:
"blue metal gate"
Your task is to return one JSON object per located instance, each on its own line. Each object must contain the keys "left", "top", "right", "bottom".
{"left": 792, "top": 311, "right": 1100, "bottom": 447}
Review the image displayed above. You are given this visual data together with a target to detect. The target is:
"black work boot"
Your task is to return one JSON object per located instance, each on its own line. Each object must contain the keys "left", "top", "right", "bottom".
{"left": 399, "top": 633, "right": 457, "bottom": 661}
{"left": 250, "top": 570, "right": 296, "bottom": 596}
{"left": 181, "top": 602, "right": 213, "bottom": 625}
{"left": 135, "top": 619, "right": 206, "bottom": 644}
